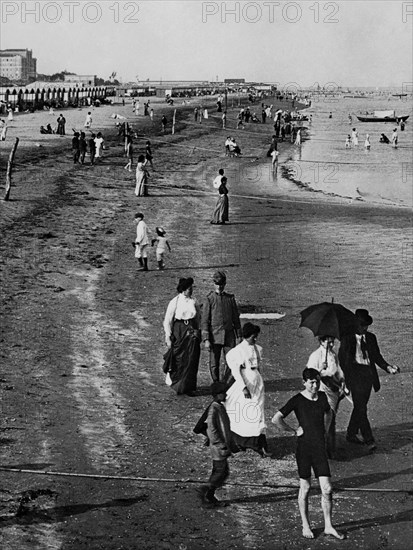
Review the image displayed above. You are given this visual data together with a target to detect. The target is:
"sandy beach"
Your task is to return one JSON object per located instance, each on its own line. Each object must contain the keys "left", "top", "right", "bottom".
{"left": 0, "top": 97, "right": 412, "bottom": 550}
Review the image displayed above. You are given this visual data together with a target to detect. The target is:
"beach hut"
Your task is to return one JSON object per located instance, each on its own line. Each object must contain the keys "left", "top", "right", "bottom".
{"left": 1, "top": 88, "right": 10, "bottom": 105}
{"left": 17, "top": 89, "right": 23, "bottom": 108}
{"left": 9, "top": 89, "right": 18, "bottom": 106}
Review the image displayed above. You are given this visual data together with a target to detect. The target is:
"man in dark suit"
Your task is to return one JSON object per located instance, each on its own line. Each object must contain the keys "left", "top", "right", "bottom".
{"left": 201, "top": 271, "right": 241, "bottom": 382}
{"left": 338, "top": 309, "right": 400, "bottom": 451}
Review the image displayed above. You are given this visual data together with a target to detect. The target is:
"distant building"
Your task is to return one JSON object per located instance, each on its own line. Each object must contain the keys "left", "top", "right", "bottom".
{"left": 224, "top": 78, "right": 245, "bottom": 84}
{"left": 64, "top": 74, "right": 97, "bottom": 86}
{"left": 119, "top": 80, "right": 214, "bottom": 98}
{"left": 0, "top": 49, "right": 37, "bottom": 82}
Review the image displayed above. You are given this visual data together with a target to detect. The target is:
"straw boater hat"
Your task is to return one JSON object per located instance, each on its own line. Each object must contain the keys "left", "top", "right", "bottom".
{"left": 355, "top": 309, "right": 373, "bottom": 326}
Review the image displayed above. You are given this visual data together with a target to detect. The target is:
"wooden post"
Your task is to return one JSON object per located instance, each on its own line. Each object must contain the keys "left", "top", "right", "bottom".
{"left": 4, "top": 137, "right": 19, "bottom": 201}
{"left": 172, "top": 109, "right": 177, "bottom": 135}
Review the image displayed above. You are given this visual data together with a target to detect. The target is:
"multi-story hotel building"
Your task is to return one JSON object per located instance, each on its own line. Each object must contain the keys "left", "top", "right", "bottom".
{"left": 0, "top": 49, "right": 37, "bottom": 82}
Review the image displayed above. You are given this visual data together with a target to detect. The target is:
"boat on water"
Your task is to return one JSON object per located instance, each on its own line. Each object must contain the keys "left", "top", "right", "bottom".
{"left": 356, "top": 110, "right": 409, "bottom": 123}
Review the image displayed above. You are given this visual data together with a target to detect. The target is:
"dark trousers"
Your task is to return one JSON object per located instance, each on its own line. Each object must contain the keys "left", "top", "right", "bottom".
{"left": 347, "top": 367, "right": 374, "bottom": 443}
{"left": 209, "top": 344, "right": 232, "bottom": 382}
{"left": 208, "top": 459, "right": 229, "bottom": 489}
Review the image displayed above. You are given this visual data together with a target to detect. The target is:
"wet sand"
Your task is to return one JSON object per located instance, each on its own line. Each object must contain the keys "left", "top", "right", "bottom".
{"left": 0, "top": 98, "right": 412, "bottom": 549}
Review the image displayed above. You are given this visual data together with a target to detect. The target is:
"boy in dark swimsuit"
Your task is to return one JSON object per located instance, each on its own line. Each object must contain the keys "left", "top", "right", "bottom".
{"left": 272, "top": 368, "right": 345, "bottom": 540}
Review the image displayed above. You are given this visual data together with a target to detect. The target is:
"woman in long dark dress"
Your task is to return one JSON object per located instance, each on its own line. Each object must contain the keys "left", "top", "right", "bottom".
{"left": 211, "top": 176, "right": 229, "bottom": 225}
{"left": 163, "top": 278, "right": 201, "bottom": 395}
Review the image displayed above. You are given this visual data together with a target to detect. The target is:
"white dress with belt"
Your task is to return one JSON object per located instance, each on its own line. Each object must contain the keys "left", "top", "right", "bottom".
{"left": 225, "top": 340, "right": 266, "bottom": 437}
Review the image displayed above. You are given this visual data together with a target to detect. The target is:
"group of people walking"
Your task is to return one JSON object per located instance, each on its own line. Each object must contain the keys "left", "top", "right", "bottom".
{"left": 71, "top": 131, "right": 103, "bottom": 165}
{"left": 161, "top": 271, "right": 400, "bottom": 537}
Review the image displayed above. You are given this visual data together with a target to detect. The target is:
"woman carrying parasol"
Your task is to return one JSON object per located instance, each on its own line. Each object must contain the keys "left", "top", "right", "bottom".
{"left": 300, "top": 301, "right": 354, "bottom": 457}
{"left": 306, "top": 336, "right": 348, "bottom": 457}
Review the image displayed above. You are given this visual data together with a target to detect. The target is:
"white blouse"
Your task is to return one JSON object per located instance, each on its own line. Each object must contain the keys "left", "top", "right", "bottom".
{"left": 163, "top": 294, "right": 198, "bottom": 338}
{"left": 307, "top": 346, "right": 345, "bottom": 379}
{"left": 226, "top": 340, "right": 262, "bottom": 384}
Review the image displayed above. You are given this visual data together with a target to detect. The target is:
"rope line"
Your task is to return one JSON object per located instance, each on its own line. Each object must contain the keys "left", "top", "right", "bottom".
{"left": 1, "top": 467, "right": 411, "bottom": 494}
{"left": 284, "top": 159, "right": 406, "bottom": 166}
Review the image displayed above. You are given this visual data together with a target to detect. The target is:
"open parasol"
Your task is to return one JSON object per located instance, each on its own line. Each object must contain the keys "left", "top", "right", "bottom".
{"left": 299, "top": 301, "right": 356, "bottom": 340}
{"left": 300, "top": 300, "right": 356, "bottom": 405}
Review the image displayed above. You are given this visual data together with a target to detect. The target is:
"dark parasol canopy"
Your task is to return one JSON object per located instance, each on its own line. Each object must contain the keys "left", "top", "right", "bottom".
{"left": 299, "top": 301, "right": 357, "bottom": 340}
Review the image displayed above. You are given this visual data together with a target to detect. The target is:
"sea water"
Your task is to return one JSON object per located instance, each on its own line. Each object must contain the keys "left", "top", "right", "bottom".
{"left": 284, "top": 96, "right": 413, "bottom": 208}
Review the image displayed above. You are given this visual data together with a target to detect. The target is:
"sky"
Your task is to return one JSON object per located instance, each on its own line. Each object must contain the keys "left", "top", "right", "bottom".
{"left": 1, "top": 0, "right": 412, "bottom": 87}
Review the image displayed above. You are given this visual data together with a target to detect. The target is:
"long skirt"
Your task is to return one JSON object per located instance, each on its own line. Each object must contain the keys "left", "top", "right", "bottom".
{"left": 211, "top": 195, "right": 229, "bottom": 224}
{"left": 225, "top": 363, "right": 267, "bottom": 455}
{"left": 135, "top": 172, "right": 148, "bottom": 196}
{"left": 168, "top": 319, "right": 200, "bottom": 395}
{"left": 225, "top": 368, "right": 266, "bottom": 439}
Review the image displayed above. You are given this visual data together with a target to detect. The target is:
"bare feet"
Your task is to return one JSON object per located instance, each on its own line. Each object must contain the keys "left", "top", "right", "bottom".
{"left": 324, "top": 527, "right": 345, "bottom": 540}
{"left": 302, "top": 526, "right": 314, "bottom": 539}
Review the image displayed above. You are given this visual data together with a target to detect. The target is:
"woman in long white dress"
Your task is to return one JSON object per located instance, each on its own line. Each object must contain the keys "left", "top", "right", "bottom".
{"left": 94, "top": 132, "right": 104, "bottom": 159}
{"left": 225, "top": 323, "right": 270, "bottom": 457}
{"left": 351, "top": 128, "right": 359, "bottom": 146}
{"left": 135, "top": 155, "right": 149, "bottom": 196}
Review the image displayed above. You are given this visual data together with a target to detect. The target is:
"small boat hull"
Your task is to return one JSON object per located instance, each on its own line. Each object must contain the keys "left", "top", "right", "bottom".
{"left": 356, "top": 115, "right": 409, "bottom": 123}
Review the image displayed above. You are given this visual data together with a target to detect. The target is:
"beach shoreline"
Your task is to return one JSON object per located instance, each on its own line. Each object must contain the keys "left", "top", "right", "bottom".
{"left": 0, "top": 99, "right": 412, "bottom": 549}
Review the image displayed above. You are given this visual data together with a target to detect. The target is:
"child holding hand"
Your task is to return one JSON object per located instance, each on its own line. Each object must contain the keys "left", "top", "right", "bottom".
{"left": 151, "top": 227, "right": 171, "bottom": 270}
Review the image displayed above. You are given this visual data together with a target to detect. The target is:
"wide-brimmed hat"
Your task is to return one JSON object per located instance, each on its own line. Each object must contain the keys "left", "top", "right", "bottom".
{"left": 213, "top": 270, "right": 226, "bottom": 284}
{"left": 355, "top": 309, "right": 373, "bottom": 326}
{"left": 156, "top": 226, "right": 166, "bottom": 236}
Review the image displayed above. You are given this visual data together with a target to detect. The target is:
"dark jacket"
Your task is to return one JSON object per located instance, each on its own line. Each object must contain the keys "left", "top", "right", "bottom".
{"left": 201, "top": 291, "right": 241, "bottom": 345}
{"left": 72, "top": 136, "right": 80, "bottom": 150}
{"left": 207, "top": 401, "right": 235, "bottom": 460}
{"left": 79, "top": 137, "right": 87, "bottom": 152}
{"left": 338, "top": 331, "right": 390, "bottom": 392}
